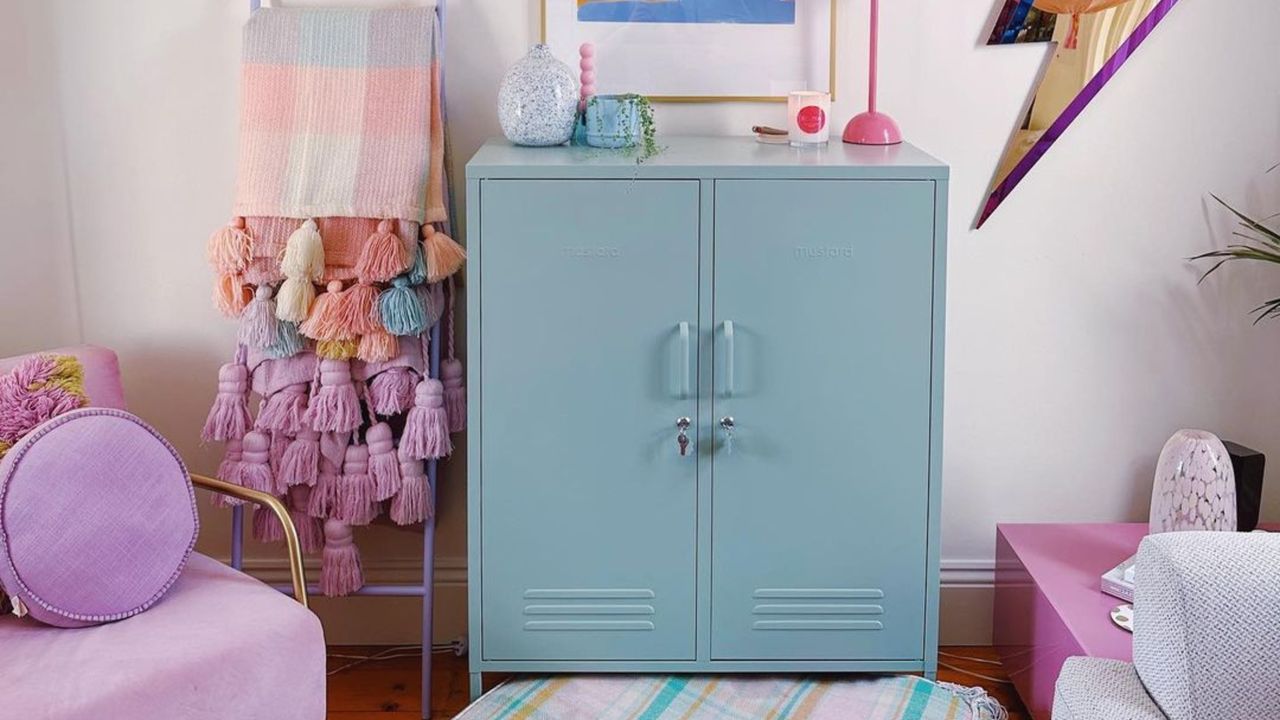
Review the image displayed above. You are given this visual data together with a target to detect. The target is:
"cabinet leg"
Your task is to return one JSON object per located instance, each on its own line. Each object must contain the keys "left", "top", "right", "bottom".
{"left": 469, "top": 672, "right": 484, "bottom": 701}
{"left": 923, "top": 668, "right": 938, "bottom": 681}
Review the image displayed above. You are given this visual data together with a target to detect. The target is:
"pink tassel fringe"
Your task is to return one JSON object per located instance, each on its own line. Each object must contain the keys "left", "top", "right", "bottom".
{"left": 308, "top": 459, "right": 340, "bottom": 519}
{"left": 337, "top": 444, "right": 375, "bottom": 526}
{"left": 343, "top": 283, "right": 383, "bottom": 336}
{"left": 355, "top": 220, "right": 411, "bottom": 284}
{"left": 299, "top": 281, "right": 352, "bottom": 342}
{"left": 357, "top": 330, "right": 398, "bottom": 364}
{"left": 366, "top": 423, "right": 402, "bottom": 501}
{"left": 401, "top": 379, "right": 451, "bottom": 460}
{"left": 441, "top": 358, "right": 466, "bottom": 433}
{"left": 389, "top": 455, "right": 432, "bottom": 525}
{"left": 206, "top": 217, "right": 253, "bottom": 275}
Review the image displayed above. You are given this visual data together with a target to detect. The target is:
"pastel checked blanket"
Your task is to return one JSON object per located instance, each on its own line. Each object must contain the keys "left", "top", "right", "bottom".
{"left": 456, "top": 675, "right": 1008, "bottom": 720}
{"left": 236, "top": 6, "right": 445, "bottom": 223}
{"left": 201, "top": 4, "right": 466, "bottom": 599}
{"left": 208, "top": 4, "right": 464, "bottom": 328}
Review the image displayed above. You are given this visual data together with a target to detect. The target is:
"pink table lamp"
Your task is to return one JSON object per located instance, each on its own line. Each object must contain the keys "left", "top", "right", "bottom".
{"left": 843, "top": 0, "right": 902, "bottom": 146}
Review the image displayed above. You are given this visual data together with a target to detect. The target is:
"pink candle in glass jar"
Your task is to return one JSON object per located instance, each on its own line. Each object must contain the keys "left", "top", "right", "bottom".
{"left": 788, "top": 91, "right": 831, "bottom": 147}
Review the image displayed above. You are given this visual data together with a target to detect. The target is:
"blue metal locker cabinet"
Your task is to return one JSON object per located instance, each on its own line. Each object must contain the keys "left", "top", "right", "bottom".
{"left": 466, "top": 138, "right": 948, "bottom": 699}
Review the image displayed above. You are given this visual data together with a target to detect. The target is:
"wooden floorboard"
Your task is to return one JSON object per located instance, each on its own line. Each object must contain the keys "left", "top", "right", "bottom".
{"left": 328, "top": 646, "right": 1030, "bottom": 719}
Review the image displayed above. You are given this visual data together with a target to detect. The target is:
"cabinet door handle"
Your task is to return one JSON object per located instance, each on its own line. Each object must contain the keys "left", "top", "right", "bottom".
{"left": 678, "top": 321, "right": 691, "bottom": 399}
{"left": 722, "top": 320, "right": 735, "bottom": 397}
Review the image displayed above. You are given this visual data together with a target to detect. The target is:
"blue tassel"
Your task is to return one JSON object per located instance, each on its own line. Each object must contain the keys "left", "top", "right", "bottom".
{"left": 402, "top": 238, "right": 428, "bottom": 286}
{"left": 379, "top": 278, "right": 427, "bottom": 336}
{"left": 266, "top": 320, "right": 305, "bottom": 358}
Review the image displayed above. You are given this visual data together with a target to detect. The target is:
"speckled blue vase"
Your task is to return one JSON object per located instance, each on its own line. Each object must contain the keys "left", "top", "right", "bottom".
{"left": 498, "top": 44, "right": 578, "bottom": 147}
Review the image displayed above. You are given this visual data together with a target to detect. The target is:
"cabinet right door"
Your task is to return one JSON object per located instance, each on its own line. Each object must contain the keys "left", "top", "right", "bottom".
{"left": 710, "top": 179, "right": 937, "bottom": 661}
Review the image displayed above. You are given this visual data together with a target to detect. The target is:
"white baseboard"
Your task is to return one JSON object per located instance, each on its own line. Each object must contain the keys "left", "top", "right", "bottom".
{"left": 222, "top": 556, "right": 998, "bottom": 646}
{"left": 225, "top": 554, "right": 468, "bottom": 586}
{"left": 939, "top": 559, "right": 996, "bottom": 588}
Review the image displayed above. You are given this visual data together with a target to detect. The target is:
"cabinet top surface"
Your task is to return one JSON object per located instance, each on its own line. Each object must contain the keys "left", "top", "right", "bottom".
{"left": 466, "top": 136, "right": 948, "bottom": 180}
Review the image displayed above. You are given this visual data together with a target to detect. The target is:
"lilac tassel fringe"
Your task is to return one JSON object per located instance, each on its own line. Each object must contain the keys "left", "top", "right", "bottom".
{"left": 309, "top": 463, "right": 339, "bottom": 519}
{"left": 238, "top": 286, "right": 279, "bottom": 349}
{"left": 239, "top": 431, "right": 276, "bottom": 494}
{"left": 239, "top": 462, "right": 274, "bottom": 495}
{"left": 367, "top": 368, "right": 417, "bottom": 416}
{"left": 321, "top": 520, "right": 364, "bottom": 597}
{"left": 252, "top": 505, "right": 285, "bottom": 543}
{"left": 280, "top": 429, "right": 320, "bottom": 487}
{"left": 306, "top": 382, "right": 361, "bottom": 433}
{"left": 202, "top": 364, "right": 251, "bottom": 443}
{"left": 269, "top": 432, "right": 288, "bottom": 491}
{"left": 213, "top": 438, "right": 246, "bottom": 508}
{"left": 293, "top": 509, "right": 324, "bottom": 554}
{"left": 256, "top": 386, "right": 308, "bottom": 435}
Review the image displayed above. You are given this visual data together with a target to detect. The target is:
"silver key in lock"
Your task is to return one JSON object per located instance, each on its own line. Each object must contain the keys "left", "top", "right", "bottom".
{"left": 719, "top": 416, "right": 735, "bottom": 454}
{"left": 675, "top": 417, "right": 692, "bottom": 456}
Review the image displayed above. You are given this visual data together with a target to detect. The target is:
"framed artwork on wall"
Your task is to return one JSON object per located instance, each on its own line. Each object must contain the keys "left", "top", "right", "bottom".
{"left": 977, "top": 0, "right": 1180, "bottom": 226}
{"left": 542, "top": 0, "right": 836, "bottom": 102}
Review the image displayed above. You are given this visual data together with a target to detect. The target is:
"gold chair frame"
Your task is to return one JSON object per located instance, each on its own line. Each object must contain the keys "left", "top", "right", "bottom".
{"left": 189, "top": 473, "right": 309, "bottom": 608}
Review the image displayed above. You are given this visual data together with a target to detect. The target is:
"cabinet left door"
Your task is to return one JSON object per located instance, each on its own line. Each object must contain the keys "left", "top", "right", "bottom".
{"left": 477, "top": 179, "right": 701, "bottom": 662}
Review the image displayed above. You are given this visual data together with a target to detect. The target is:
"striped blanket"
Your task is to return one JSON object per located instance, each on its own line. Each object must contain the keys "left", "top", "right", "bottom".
{"left": 456, "top": 675, "right": 1007, "bottom": 720}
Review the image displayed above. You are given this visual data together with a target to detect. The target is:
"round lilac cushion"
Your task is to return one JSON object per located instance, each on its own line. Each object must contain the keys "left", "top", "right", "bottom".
{"left": 0, "top": 408, "right": 198, "bottom": 627}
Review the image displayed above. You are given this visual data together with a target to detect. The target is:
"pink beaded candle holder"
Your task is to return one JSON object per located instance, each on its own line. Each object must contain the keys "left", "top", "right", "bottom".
{"left": 579, "top": 43, "right": 596, "bottom": 110}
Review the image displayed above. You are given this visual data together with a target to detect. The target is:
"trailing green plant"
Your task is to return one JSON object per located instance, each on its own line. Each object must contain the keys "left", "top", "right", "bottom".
{"left": 583, "top": 93, "right": 662, "bottom": 164}
{"left": 1192, "top": 193, "right": 1280, "bottom": 323}
{"left": 630, "top": 95, "right": 660, "bottom": 163}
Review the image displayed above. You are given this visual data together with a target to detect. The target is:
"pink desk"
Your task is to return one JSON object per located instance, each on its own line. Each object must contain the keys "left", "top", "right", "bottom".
{"left": 993, "top": 524, "right": 1145, "bottom": 720}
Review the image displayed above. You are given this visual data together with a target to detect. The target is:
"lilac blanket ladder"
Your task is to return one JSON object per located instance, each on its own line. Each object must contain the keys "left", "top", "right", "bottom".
{"left": 230, "top": 321, "right": 442, "bottom": 719}
{"left": 234, "top": 3, "right": 450, "bottom": 718}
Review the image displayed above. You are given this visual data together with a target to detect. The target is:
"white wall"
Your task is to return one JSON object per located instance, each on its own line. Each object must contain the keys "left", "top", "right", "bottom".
{"left": 12, "top": 0, "right": 1280, "bottom": 644}
{"left": 0, "top": 1, "right": 80, "bottom": 354}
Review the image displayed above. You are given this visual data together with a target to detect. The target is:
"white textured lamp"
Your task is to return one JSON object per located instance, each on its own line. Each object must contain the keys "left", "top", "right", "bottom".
{"left": 1149, "top": 429, "right": 1238, "bottom": 533}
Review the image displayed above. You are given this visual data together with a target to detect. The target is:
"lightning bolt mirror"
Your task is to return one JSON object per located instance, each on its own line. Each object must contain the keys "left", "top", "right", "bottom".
{"left": 980, "top": 0, "right": 1180, "bottom": 227}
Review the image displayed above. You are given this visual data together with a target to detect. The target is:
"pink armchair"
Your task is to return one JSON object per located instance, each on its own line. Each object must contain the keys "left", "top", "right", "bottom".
{"left": 0, "top": 345, "right": 326, "bottom": 719}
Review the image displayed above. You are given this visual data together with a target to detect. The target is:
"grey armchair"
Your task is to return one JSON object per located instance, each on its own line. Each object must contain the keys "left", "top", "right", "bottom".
{"left": 1053, "top": 531, "right": 1280, "bottom": 720}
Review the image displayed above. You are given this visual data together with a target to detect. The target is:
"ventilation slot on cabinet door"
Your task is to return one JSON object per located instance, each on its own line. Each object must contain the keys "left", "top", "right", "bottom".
{"left": 750, "top": 588, "right": 885, "bottom": 631}
{"left": 522, "top": 588, "right": 657, "bottom": 632}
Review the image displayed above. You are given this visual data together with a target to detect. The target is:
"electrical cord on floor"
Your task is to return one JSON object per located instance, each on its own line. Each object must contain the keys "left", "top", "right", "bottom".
{"left": 327, "top": 638, "right": 468, "bottom": 676}
{"left": 938, "top": 650, "right": 1003, "bottom": 666}
{"left": 938, "top": 661, "right": 1013, "bottom": 685}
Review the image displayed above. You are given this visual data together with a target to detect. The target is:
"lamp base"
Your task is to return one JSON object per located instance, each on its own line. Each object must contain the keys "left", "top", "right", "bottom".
{"left": 842, "top": 111, "right": 903, "bottom": 146}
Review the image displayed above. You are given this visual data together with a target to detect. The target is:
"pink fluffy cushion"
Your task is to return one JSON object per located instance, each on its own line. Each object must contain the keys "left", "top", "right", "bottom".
{"left": 0, "top": 408, "right": 198, "bottom": 627}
